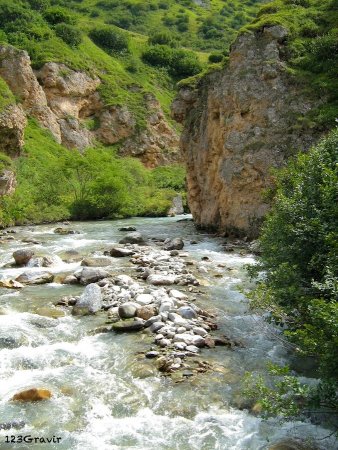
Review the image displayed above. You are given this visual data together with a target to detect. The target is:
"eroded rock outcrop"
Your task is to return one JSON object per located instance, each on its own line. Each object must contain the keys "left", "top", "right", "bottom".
{"left": 0, "top": 105, "right": 27, "bottom": 157}
{"left": 0, "top": 45, "right": 180, "bottom": 164}
{"left": 172, "top": 26, "right": 322, "bottom": 238}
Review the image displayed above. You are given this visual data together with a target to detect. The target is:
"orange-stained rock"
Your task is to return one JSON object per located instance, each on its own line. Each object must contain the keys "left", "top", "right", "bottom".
{"left": 11, "top": 388, "right": 52, "bottom": 402}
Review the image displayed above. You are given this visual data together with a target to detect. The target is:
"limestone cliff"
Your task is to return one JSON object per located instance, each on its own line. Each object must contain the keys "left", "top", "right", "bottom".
{"left": 172, "top": 26, "right": 322, "bottom": 238}
{"left": 0, "top": 45, "right": 180, "bottom": 165}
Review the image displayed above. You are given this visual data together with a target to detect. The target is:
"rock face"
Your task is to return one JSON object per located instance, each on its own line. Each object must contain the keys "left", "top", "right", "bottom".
{"left": 172, "top": 26, "right": 322, "bottom": 238}
{"left": 0, "top": 105, "right": 27, "bottom": 157}
{"left": 0, "top": 45, "right": 180, "bottom": 166}
{"left": 0, "top": 170, "right": 16, "bottom": 196}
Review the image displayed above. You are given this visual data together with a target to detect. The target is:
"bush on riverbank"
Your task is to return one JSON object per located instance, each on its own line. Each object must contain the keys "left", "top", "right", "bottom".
{"left": 0, "top": 120, "right": 186, "bottom": 226}
{"left": 247, "top": 129, "right": 338, "bottom": 415}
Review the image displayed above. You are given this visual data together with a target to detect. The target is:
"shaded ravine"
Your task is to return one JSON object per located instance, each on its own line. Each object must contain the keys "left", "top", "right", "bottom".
{"left": 0, "top": 216, "right": 335, "bottom": 450}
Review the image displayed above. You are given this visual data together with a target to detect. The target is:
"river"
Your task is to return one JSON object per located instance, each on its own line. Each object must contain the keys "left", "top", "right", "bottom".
{"left": 0, "top": 216, "right": 335, "bottom": 450}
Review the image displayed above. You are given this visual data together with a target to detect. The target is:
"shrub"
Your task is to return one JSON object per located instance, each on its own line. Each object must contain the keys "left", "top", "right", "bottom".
{"left": 89, "top": 26, "right": 129, "bottom": 53}
{"left": 43, "top": 6, "right": 75, "bottom": 25}
{"left": 148, "top": 31, "right": 177, "bottom": 47}
{"left": 55, "top": 23, "right": 82, "bottom": 47}
{"left": 27, "top": 0, "right": 50, "bottom": 11}
{"left": 142, "top": 44, "right": 173, "bottom": 68}
{"left": 208, "top": 52, "right": 224, "bottom": 63}
{"left": 170, "top": 49, "right": 202, "bottom": 77}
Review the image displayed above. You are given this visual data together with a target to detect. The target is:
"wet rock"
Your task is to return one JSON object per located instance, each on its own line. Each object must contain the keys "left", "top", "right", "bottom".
{"left": 13, "top": 249, "right": 34, "bottom": 266}
{"left": 62, "top": 275, "right": 78, "bottom": 285}
{"left": 36, "top": 307, "right": 65, "bottom": 318}
{"left": 150, "top": 321, "right": 165, "bottom": 333}
{"left": 112, "top": 318, "right": 145, "bottom": 332}
{"left": 268, "top": 439, "right": 315, "bottom": 450}
{"left": 54, "top": 227, "right": 79, "bottom": 235}
{"left": 178, "top": 306, "right": 197, "bottom": 319}
{"left": 76, "top": 267, "right": 109, "bottom": 285}
{"left": 81, "top": 257, "right": 112, "bottom": 267}
{"left": 110, "top": 247, "right": 135, "bottom": 257}
{"left": 170, "top": 250, "right": 179, "bottom": 256}
{"left": 136, "top": 305, "right": 157, "bottom": 320}
{"left": 60, "top": 249, "right": 82, "bottom": 263}
{"left": 119, "top": 226, "right": 136, "bottom": 231}
{"left": 0, "top": 420, "right": 25, "bottom": 431}
{"left": 155, "top": 356, "right": 171, "bottom": 372}
{"left": 193, "top": 326, "right": 208, "bottom": 337}
{"left": 0, "top": 279, "right": 24, "bottom": 289}
{"left": 118, "top": 302, "right": 138, "bottom": 319}
{"left": 11, "top": 388, "right": 52, "bottom": 402}
{"left": 204, "top": 337, "right": 216, "bottom": 348}
{"left": 163, "top": 237, "right": 184, "bottom": 251}
{"left": 147, "top": 274, "right": 176, "bottom": 286}
{"left": 144, "top": 315, "right": 162, "bottom": 327}
{"left": 72, "top": 283, "right": 102, "bottom": 315}
{"left": 22, "top": 238, "right": 40, "bottom": 245}
{"left": 145, "top": 351, "right": 159, "bottom": 358}
{"left": 16, "top": 271, "right": 54, "bottom": 285}
{"left": 119, "top": 232, "right": 145, "bottom": 245}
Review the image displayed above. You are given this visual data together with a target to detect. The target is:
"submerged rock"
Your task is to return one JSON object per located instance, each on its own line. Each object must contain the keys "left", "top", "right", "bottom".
{"left": 13, "top": 249, "right": 34, "bottom": 266}
{"left": 54, "top": 227, "right": 79, "bottom": 235}
{"left": 11, "top": 388, "right": 52, "bottom": 402}
{"left": 16, "top": 271, "right": 54, "bottom": 285}
{"left": 118, "top": 226, "right": 137, "bottom": 231}
{"left": 72, "top": 283, "right": 102, "bottom": 315}
{"left": 0, "top": 279, "right": 24, "bottom": 289}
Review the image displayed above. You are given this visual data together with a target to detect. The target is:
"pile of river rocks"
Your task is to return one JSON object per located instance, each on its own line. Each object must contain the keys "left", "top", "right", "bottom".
{"left": 56, "top": 234, "right": 239, "bottom": 375}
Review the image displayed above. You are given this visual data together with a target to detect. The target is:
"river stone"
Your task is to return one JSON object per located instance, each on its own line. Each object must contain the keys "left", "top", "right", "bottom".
{"left": 13, "top": 249, "right": 34, "bottom": 266}
{"left": 193, "top": 326, "right": 208, "bottom": 337}
{"left": 268, "top": 439, "right": 313, "bottom": 450}
{"left": 136, "top": 306, "right": 157, "bottom": 320}
{"left": 110, "top": 247, "right": 135, "bottom": 257}
{"left": 115, "top": 274, "right": 133, "bottom": 286}
{"left": 72, "top": 283, "right": 102, "bottom": 315}
{"left": 159, "top": 338, "right": 171, "bottom": 347}
{"left": 186, "top": 345, "right": 199, "bottom": 353}
{"left": 144, "top": 315, "right": 161, "bottom": 327}
{"left": 150, "top": 321, "right": 165, "bottom": 333}
{"left": 77, "top": 268, "right": 109, "bottom": 285}
{"left": 112, "top": 318, "right": 145, "bottom": 332}
{"left": 145, "top": 351, "right": 159, "bottom": 358}
{"left": 119, "top": 232, "right": 145, "bottom": 245}
{"left": 118, "top": 226, "right": 136, "bottom": 231}
{"left": 169, "top": 289, "right": 188, "bottom": 300}
{"left": 190, "top": 335, "right": 205, "bottom": 347}
{"left": 174, "top": 342, "right": 187, "bottom": 350}
{"left": 147, "top": 274, "right": 176, "bottom": 286}
{"left": 0, "top": 279, "right": 24, "bottom": 289}
{"left": 163, "top": 237, "right": 184, "bottom": 251}
{"left": 168, "top": 312, "right": 188, "bottom": 326}
{"left": 62, "top": 275, "right": 78, "bottom": 285}
{"left": 159, "top": 300, "right": 174, "bottom": 313}
{"left": 11, "top": 388, "right": 52, "bottom": 402}
{"left": 16, "top": 271, "right": 54, "bottom": 285}
{"left": 135, "top": 294, "right": 153, "bottom": 305}
{"left": 81, "top": 257, "right": 112, "bottom": 267}
{"left": 178, "top": 306, "right": 197, "bottom": 319}
{"left": 118, "top": 302, "right": 138, "bottom": 319}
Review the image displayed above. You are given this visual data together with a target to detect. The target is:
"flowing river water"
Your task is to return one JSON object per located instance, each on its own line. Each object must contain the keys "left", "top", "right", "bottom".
{"left": 0, "top": 216, "right": 335, "bottom": 450}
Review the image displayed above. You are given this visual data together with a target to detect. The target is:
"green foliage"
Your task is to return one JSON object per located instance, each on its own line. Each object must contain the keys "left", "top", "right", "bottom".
{"left": 0, "top": 120, "right": 185, "bottom": 226}
{"left": 142, "top": 45, "right": 202, "bottom": 78}
{"left": 89, "top": 26, "right": 129, "bottom": 53}
{"left": 148, "top": 31, "right": 177, "bottom": 47}
{"left": 242, "top": 0, "right": 338, "bottom": 128}
{"left": 0, "top": 152, "right": 13, "bottom": 172}
{"left": 248, "top": 129, "right": 338, "bottom": 379}
{"left": 27, "top": 0, "right": 50, "bottom": 11}
{"left": 0, "top": 78, "right": 15, "bottom": 112}
{"left": 43, "top": 6, "right": 75, "bottom": 25}
{"left": 55, "top": 23, "right": 82, "bottom": 47}
{"left": 244, "top": 363, "right": 338, "bottom": 420}
{"left": 208, "top": 51, "right": 224, "bottom": 63}
{"left": 150, "top": 165, "right": 186, "bottom": 191}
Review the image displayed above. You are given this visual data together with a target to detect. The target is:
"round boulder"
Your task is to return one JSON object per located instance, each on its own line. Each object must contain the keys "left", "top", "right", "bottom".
{"left": 118, "top": 302, "right": 138, "bottom": 319}
{"left": 119, "top": 232, "right": 145, "bottom": 245}
{"left": 13, "top": 249, "right": 34, "bottom": 266}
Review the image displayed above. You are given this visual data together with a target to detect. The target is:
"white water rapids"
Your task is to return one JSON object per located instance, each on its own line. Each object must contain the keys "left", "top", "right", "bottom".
{"left": 0, "top": 216, "right": 335, "bottom": 449}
